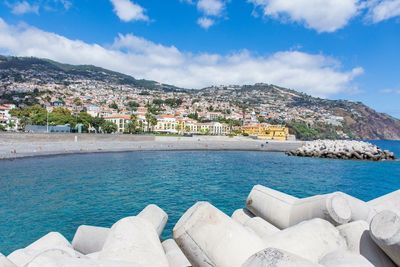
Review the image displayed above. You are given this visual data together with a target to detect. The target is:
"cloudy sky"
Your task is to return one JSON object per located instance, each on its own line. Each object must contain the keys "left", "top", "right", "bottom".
{"left": 0, "top": 0, "right": 399, "bottom": 117}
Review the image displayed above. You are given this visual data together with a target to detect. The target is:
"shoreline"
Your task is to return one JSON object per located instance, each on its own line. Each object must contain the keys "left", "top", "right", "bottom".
{"left": 0, "top": 133, "right": 303, "bottom": 160}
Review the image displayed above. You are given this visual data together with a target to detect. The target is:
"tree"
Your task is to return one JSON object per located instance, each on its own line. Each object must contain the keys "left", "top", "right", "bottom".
{"left": 109, "top": 101, "right": 118, "bottom": 110}
{"left": 153, "top": 99, "right": 164, "bottom": 106}
{"left": 101, "top": 121, "right": 118, "bottom": 133}
{"left": 73, "top": 97, "right": 83, "bottom": 106}
{"left": 0, "top": 124, "right": 5, "bottom": 131}
{"left": 126, "top": 115, "right": 138, "bottom": 134}
{"left": 49, "top": 108, "right": 75, "bottom": 126}
{"left": 145, "top": 113, "right": 157, "bottom": 132}
{"left": 127, "top": 101, "right": 139, "bottom": 112}
{"left": 188, "top": 112, "right": 199, "bottom": 121}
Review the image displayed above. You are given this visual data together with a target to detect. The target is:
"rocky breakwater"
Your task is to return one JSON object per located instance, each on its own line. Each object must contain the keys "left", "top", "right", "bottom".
{"left": 287, "top": 140, "right": 396, "bottom": 161}
{"left": 2, "top": 185, "right": 400, "bottom": 267}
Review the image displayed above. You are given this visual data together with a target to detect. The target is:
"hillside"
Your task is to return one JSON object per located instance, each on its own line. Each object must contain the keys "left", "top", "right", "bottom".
{"left": 1, "top": 55, "right": 400, "bottom": 140}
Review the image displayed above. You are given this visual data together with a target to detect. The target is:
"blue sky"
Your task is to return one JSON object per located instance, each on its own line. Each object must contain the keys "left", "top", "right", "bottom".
{"left": 0, "top": 0, "right": 399, "bottom": 117}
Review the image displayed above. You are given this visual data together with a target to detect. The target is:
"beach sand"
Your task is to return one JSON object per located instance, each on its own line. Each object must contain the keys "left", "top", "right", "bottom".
{"left": 0, "top": 133, "right": 303, "bottom": 159}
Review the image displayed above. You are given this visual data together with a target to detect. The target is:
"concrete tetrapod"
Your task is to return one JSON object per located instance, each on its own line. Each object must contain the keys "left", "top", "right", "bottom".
{"left": 162, "top": 239, "right": 192, "bottom": 267}
{"left": 231, "top": 208, "right": 255, "bottom": 224}
{"left": 98, "top": 216, "right": 169, "bottom": 267}
{"left": 368, "top": 190, "right": 400, "bottom": 215}
{"left": 242, "top": 247, "right": 324, "bottom": 267}
{"left": 319, "top": 250, "right": 374, "bottom": 267}
{"left": 7, "top": 232, "right": 81, "bottom": 267}
{"left": 71, "top": 225, "right": 110, "bottom": 255}
{"left": 337, "top": 220, "right": 395, "bottom": 267}
{"left": 243, "top": 217, "right": 280, "bottom": 239}
{"left": 0, "top": 253, "right": 17, "bottom": 267}
{"left": 261, "top": 218, "right": 347, "bottom": 263}
{"left": 25, "top": 251, "right": 141, "bottom": 267}
{"left": 138, "top": 204, "right": 168, "bottom": 237}
{"left": 369, "top": 210, "right": 400, "bottom": 266}
{"left": 173, "top": 202, "right": 266, "bottom": 267}
{"left": 246, "top": 185, "right": 352, "bottom": 229}
{"left": 338, "top": 193, "right": 377, "bottom": 222}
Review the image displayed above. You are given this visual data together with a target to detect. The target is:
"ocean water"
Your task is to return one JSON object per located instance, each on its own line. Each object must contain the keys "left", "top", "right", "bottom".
{"left": 0, "top": 141, "right": 399, "bottom": 254}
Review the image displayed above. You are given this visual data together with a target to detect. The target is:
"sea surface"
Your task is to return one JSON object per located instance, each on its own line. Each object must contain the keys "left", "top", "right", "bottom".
{"left": 0, "top": 140, "right": 399, "bottom": 254}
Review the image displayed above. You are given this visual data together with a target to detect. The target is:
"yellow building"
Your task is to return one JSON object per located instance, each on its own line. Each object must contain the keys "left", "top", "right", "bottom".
{"left": 242, "top": 124, "right": 290, "bottom": 141}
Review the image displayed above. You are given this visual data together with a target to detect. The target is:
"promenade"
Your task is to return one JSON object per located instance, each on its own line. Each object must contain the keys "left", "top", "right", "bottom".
{"left": 0, "top": 133, "right": 303, "bottom": 159}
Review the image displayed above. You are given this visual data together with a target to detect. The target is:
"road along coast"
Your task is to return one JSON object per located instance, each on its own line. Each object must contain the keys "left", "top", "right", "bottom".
{"left": 2, "top": 185, "right": 400, "bottom": 267}
{"left": 0, "top": 133, "right": 303, "bottom": 160}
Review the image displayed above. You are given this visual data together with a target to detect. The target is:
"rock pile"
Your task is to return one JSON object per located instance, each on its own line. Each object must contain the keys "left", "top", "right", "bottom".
{"left": 287, "top": 140, "right": 396, "bottom": 161}
{"left": 2, "top": 185, "right": 400, "bottom": 267}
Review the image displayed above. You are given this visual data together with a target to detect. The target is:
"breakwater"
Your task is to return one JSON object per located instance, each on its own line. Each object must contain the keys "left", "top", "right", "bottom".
{"left": 2, "top": 185, "right": 400, "bottom": 267}
{"left": 287, "top": 140, "right": 396, "bottom": 161}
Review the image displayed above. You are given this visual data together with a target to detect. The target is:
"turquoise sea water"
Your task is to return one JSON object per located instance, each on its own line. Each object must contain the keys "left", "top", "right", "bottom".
{"left": 0, "top": 140, "right": 399, "bottom": 254}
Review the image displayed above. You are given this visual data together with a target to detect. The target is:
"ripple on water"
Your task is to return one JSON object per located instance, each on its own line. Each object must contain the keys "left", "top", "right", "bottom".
{"left": 0, "top": 145, "right": 400, "bottom": 254}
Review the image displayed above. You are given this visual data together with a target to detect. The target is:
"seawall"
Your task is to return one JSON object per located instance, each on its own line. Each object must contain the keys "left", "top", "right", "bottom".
{"left": 0, "top": 133, "right": 303, "bottom": 159}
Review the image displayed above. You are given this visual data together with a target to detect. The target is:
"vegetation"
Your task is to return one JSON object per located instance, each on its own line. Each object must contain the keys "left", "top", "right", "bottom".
{"left": 101, "top": 121, "right": 118, "bottom": 133}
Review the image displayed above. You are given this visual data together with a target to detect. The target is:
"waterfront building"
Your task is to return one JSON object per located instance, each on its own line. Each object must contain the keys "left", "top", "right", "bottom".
{"left": 241, "top": 123, "right": 291, "bottom": 141}
{"left": 103, "top": 114, "right": 132, "bottom": 133}
{"left": 0, "top": 104, "right": 19, "bottom": 131}
{"left": 154, "top": 114, "right": 178, "bottom": 134}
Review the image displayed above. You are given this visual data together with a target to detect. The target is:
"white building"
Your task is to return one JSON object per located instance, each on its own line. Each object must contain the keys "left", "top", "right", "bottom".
{"left": 103, "top": 114, "right": 131, "bottom": 133}
{"left": 0, "top": 104, "right": 18, "bottom": 131}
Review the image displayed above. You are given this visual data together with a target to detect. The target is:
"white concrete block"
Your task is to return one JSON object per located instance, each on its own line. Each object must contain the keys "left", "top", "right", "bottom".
{"left": 370, "top": 210, "right": 400, "bottom": 266}
{"left": 173, "top": 202, "right": 266, "bottom": 267}
{"left": 25, "top": 251, "right": 139, "bottom": 267}
{"left": 162, "top": 239, "right": 191, "bottom": 267}
{"left": 0, "top": 253, "right": 17, "bottom": 267}
{"left": 242, "top": 247, "right": 324, "bottom": 267}
{"left": 319, "top": 250, "right": 374, "bottom": 267}
{"left": 368, "top": 190, "right": 400, "bottom": 215}
{"left": 262, "top": 218, "right": 347, "bottom": 263}
{"left": 243, "top": 217, "right": 280, "bottom": 239}
{"left": 231, "top": 208, "right": 254, "bottom": 224}
{"left": 7, "top": 232, "right": 79, "bottom": 267}
{"left": 338, "top": 193, "right": 377, "bottom": 222}
{"left": 337, "top": 220, "right": 395, "bottom": 267}
{"left": 138, "top": 204, "right": 168, "bottom": 237}
{"left": 99, "top": 216, "right": 169, "bottom": 267}
{"left": 71, "top": 225, "right": 110, "bottom": 255}
{"left": 246, "top": 185, "right": 351, "bottom": 229}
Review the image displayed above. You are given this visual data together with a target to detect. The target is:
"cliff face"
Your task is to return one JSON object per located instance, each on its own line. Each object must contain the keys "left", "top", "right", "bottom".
{"left": 339, "top": 105, "right": 400, "bottom": 140}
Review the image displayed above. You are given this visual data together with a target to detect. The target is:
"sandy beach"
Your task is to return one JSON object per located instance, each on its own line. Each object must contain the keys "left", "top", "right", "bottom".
{"left": 0, "top": 133, "right": 303, "bottom": 159}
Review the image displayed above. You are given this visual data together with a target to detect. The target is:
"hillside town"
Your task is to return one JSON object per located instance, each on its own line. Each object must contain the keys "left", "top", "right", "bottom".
{"left": 2, "top": 56, "right": 400, "bottom": 140}
{"left": 0, "top": 78, "right": 296, "bottom": 140}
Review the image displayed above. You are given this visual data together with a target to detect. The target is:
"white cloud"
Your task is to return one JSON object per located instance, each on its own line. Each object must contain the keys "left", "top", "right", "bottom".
{"left": 249, "top": 0, "right": 360, "bottom": 32}
{"left": 0, "top": 18, "right": 363, "bottom": 97}
{"left": 9, "top": 1, "right": 39, "bottom": 15}
{"left": 197, "top": 0, "right": 225, "bottom": 16}
{"left": 197, "top": 17, "right": 215, "bottom": 29}
{"left": 365, "top": 0, "right": 400, "bottom": 23}
{"left": 381, "top": 88, "right": 400, "bottom": 94}
{"left": 110, "top": 0, "right": 149, "bottom": 22}
{"left": 182, "top": 0, "right": 226, "bottom": 29}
